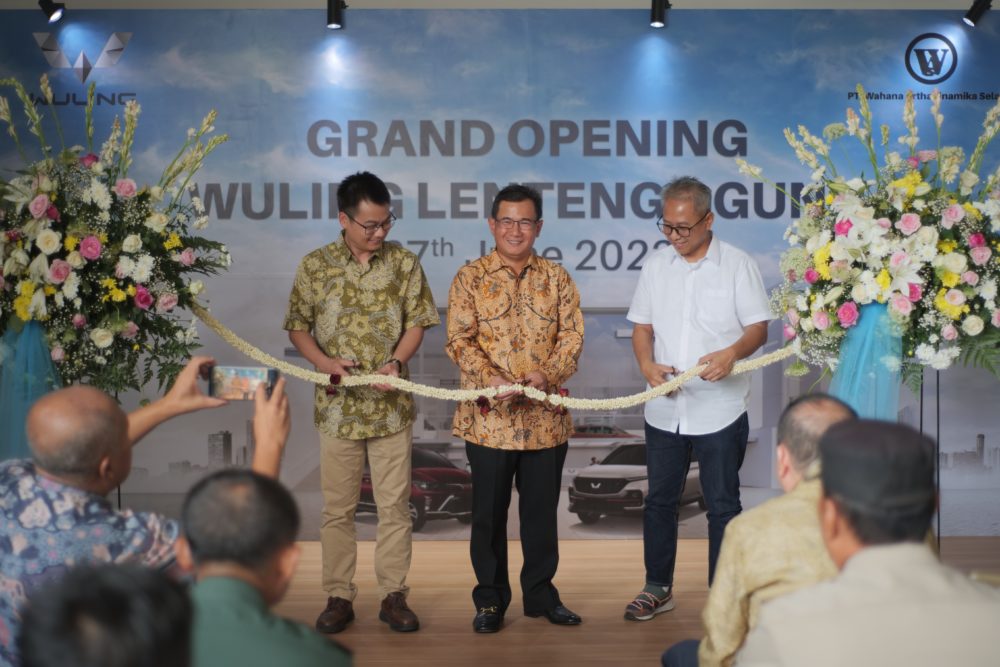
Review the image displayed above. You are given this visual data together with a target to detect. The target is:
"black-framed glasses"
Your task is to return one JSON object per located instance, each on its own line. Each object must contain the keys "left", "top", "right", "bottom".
{"left": 347, "top": 211, "right": 396, "bottom": 236}
{"left": 495, "top": 217, "right": 539, "bottom": 231}
{"left": 655, "top": 210, "right": 709, "bottom": 237}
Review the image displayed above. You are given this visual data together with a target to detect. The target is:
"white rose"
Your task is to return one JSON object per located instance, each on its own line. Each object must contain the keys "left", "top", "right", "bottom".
{"left": 150, "top": 186, "right": 164, "bottom": 202}
{"left": 35, "top": 229, "right": 62, "bottom": 255}
{"left": 851, "top": 282, "right": 869, "bottom": 303}
{"left": 144, "top": 212, "right": 169, "bottom": 232}
{"left": 962, "top": 315, "right": 985, "bottom": 336}
{"left": 188, "top": 280, "right": 204, "bottom": 296}
{"left": 915, "top": 226, "right": 939, "bottom": 246}
{"left": 89, "top": 327, "right": 114, "bottom": 349}
{"left": 66, "top": 251, "right": 84, "bottom": 269}
{"left": 941, "top": 252, "right": 968, "bottom": 274}
{"left": 122, "top": 234, "right": 143, "bottom": 253}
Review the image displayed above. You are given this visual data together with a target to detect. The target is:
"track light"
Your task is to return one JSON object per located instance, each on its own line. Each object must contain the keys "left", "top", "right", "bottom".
{"left": 650, "top": 0, "right": 671, "bottom": 29}
{"left": 327, "top": 0, "right": 346, "bottom": 30}
{"left": 38, "top": 0, "right": 65, "bottom": 24}
{"left": 963, "top": 0, "right": 992, "bottom": 26}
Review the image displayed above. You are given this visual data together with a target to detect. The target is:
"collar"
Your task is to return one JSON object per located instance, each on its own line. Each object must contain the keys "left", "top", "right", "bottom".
{"left": 483, "top": 249, "right": 538, "bottom": 277}
{"left": 666, "top": 233, "right": 721, "bottom": 267}
{"left": 842, "top": 542, "right": 938, "bottom": 576}
{"left": 332, "top": 230, "right": 383, "bottom": 264}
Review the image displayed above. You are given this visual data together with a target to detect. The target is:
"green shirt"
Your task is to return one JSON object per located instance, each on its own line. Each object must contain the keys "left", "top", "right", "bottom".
{"left": 191, "top": 577, "right": 352, "bottom": 667}
{"left": 284, "top": 233, "right": 439, "bottom": 439}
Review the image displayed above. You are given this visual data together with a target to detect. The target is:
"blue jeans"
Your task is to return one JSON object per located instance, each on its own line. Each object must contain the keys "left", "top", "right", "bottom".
{"left": 643, "top": 412, "right": 748, "bottom": 587}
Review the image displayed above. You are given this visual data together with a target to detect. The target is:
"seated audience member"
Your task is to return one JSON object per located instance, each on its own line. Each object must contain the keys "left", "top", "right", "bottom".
{"left": 736, "top": 420, "right": 1000, "bottom": 667}
{"left": 662, "top": 393, "right": 856, "bottom": 667}
{"left": 16, "top": 564, "right": 191, "bottom": 667}
{"left": 177, "top": 469, "right": 352, "bottom": 667}
{"left": 0, "top": 356, "right": 288, "bottom": 665}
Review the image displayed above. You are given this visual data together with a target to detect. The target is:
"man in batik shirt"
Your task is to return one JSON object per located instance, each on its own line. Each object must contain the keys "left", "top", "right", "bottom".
{"left": 284, "top": 171, "right": 438, "bottom": 635}
{"left": 446, "top": 184, "right": 584, "bottom": 634}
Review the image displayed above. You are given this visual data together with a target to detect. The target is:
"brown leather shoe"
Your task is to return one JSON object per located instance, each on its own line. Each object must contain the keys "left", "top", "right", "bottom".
{"left": 316, "top": 596, "right": 354, "bottom": 634}
{"left": 379, "top": 592, "right": 420, "bottom": 632}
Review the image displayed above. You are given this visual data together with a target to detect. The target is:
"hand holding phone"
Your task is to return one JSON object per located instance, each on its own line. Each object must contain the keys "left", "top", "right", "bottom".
{"left": 208, "top": 366, "right": 279, "bottom": 400}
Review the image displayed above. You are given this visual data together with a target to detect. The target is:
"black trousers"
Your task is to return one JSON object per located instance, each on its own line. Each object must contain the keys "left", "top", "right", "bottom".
{"left": 465, "top": 441, "right": 568, "bottom": 615}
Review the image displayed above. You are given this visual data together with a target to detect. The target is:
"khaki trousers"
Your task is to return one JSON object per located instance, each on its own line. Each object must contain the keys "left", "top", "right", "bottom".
{"left": 319, "top": 427, "right": 413, "bottom": 601}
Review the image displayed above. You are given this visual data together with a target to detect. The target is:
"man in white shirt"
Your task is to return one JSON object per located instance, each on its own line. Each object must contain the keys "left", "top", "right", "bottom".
{"left": 624, "top": 176, "right": 771, "bottom": 621}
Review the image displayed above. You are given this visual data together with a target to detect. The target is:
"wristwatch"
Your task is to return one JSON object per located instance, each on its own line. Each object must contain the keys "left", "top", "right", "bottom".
{"left": 387, "top": 358, "right": 403, "bottom": 372}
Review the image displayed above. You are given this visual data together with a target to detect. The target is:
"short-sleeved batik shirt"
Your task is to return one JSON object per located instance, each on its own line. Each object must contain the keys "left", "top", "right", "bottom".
{"left": 0, "top": 459, "right": 178, "bottom": 665}
{"left": 283, "top": 234, "right": 439, "bottom": 440}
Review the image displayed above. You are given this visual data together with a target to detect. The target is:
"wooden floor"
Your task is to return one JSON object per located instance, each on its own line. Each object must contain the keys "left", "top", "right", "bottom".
{"left": 274, "top": 538, "right": 1000, "bottom": 666}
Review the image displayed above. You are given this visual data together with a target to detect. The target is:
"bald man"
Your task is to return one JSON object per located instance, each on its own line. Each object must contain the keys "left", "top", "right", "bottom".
{"left": 0, "top": 357, "right": 290, "bottom": 666}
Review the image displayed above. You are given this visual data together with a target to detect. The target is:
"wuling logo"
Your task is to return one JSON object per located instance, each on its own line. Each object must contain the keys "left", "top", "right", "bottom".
{"left": 33, "top": 32, "right": 132, "bottom": 83}
{"left": 905, "top": 33, "right": 957, "bottom": 85}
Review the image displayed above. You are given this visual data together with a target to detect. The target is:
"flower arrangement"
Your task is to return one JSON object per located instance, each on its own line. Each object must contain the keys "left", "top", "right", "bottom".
{"left": 737, "top": 84, "right": 1000, "bottom": 384}
{"left": 0, "top": 76, "right": 230, "bottom": 394}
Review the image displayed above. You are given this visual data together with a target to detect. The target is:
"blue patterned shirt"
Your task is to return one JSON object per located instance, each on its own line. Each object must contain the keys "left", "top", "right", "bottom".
{"left": 0, "top": 459, "right": 178, "bottom": 665}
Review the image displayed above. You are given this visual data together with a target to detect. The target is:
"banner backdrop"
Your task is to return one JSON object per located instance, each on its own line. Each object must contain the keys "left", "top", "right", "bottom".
{"left": 2, "top": 9, "right": 998, "bottom": 538}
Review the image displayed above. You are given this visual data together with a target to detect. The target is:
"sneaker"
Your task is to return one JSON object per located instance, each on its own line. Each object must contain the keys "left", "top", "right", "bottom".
{"left": 623, "top": 589, "right": 675, "bottom": 621}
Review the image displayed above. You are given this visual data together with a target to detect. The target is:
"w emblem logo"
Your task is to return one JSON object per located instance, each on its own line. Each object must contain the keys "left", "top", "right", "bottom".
{"left": 905, "top": 33, "right": 957, "bottom": 85}
{"left": 34, "top": 32, "right": 132, "bottom": 83}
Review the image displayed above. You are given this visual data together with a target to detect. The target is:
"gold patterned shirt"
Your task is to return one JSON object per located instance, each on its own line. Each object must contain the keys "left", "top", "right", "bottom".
{"left": 283, "top": 233, "right": 439, "bottom": 440}
{"left": 699, "top": 477, "right": 837, "bottom": 667}
{"left": 446, "top": 251, "right": 584, "bottom": 450}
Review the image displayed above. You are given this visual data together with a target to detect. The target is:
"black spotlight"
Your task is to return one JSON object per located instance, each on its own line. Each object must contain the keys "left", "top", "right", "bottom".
{"left": 964, "top": 0, "right": 992, "bottom": 26}
{"left": 651, "top": 0, "right": 672, "bottom": 29}
{"left": 38, "top": 0, "right": 65, "bottom": 24}
{"left": 327, "top": 0, "right": 347, "bottom": 30}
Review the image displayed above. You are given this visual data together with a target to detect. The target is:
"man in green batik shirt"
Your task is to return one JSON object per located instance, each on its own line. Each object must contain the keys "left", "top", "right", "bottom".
{"left": 284, "top": 171, "right": 439, "bottom": 635}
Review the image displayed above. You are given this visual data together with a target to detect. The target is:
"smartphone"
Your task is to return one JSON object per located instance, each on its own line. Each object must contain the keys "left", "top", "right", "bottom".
{"left": 208, "top": 366, "right": 279, "bottom": 400}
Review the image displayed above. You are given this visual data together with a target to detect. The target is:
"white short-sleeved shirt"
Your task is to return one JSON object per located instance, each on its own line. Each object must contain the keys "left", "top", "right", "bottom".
{"left": 627, "top": 236, "right": 772, "bottom": 435}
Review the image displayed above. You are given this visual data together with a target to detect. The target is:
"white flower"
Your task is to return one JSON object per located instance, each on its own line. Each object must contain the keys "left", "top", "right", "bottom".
{"left": 191, "top": 196, "right": 205, "bottom": 214}
{"left": 915, "top": 343, "right": 936, "bottom": 363}
{"left": 938, "top": 252, "right": 968, "bottom": 274}
{"left": 193, "top": 215, "right": 209, "bottom": 230}
{"left": 28, "top": 254, "right": 49, "bottom": 282}
{"left": 66, "top": 251, "right": 84, "bottom": 269}
{"left": 28, "top": 289, "right": 47, "bottom": 319}
{"left": 736, "top": 158, "right": 763, "bottom": 179}
{"left": 145, "top": 212, "right": 169, "bottom": 232}
{"left": 122, "top": 234, "right": 143, "bottom": 253}
{"left": 116, "top": 256, "right": 136, "bottom": 279}
{"left": 150, "top": 186, "right": 164, "bottom": 202}
{"left": 962, "top": 315, "right": 985, "bottom": 336}
{"left": 845, "top": 177, "right": 865, "bottom": 192}
{"left": 979, "top": 279, "right": 998, "bottom": 301}
{"left": 35, "top": 229, "right": 62, "bottom": 255}
{"left": 133, "top": 255, "right": 155, "bottom": 283}
{"left": 62, "top": 272, "right": 79, "bottom": 299}
{"left": 960, "top": 170, "right": 980, "bottom": 196}
{"left": 89, "top": 328, "right": 114, "bottom": 349}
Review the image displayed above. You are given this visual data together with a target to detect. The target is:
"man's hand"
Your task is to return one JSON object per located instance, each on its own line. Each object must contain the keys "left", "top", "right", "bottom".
{"left": 640, "top": 361, "right": 677, "bottom": 388}
{"left": 698, "top": 347, "right": 738, "bottom": 382}
{"left": 489, "top": 375, "right": 522, "bottom": 401}
{"left": 522, "top": 370, "right": 549, "bottom": 392}
{"left": 315, "top": 356, "right": 357, "bottom": 378}
{"left": 373, "top": 361, "right": 400, "bottom": 392}
{"left": 166, "top": 356, "right": 228, "bottom": 415}
{"left": 251, "top": 376, "right": 290, "bottom": 478}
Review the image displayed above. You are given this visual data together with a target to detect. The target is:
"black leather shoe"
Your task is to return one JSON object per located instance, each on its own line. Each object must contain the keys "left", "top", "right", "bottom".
{"left": 473, "top": 606, "right": 503, "bottom": 633}
{"left": 525, "top": 604, "right": 582, "bottom": 625}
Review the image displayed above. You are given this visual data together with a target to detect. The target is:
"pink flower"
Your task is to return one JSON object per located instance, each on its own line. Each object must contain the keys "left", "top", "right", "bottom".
{"left": 786, "top": 308, "right": 800, "bottom": 327}
{"left": 134, "top": 285, "right": 154, "bottom": 310}
{"left": 804, "top": 268, "right": 820, "bottom": 284}
{"left": 155, "top": 292, "right": 179, "bottom": 313}
{"left": 941, "top": 204, "right": 965, "bottom": 229}
{"left": 79, "top": 153, "right": 99, "bottom": 168}
{"left": 48, "top": 259, "right": 71, "bottom": 284}
{"left": 889, "top": 294, "right": 913, "bottom": 316}
{"left": 895, "top": 213, "right": 921, "bottom": 236}
{"left": 945, "top": 289, "right": 966, "bottom": 307}
{"left": 916, "top": 150, "right": 937, "bottom": 163}
{"left": 177, "top": 247, "right": 195, "bottom": 266}
{"left": 72, "top": 313, "right": 87, "bottom": 329}
{"left": 889, "top": 250, "right": 909, "bottom": 269}
{"left": 812, "top": 311, "right": 831, "bottom": 331}
{"left": 970, "top": 246, "right": 992, "bottom": 266}
{"left": 783, "top": 323, "right": 797, "bottom": 341}
{"left": 941, "top": 324, "right": 958, "bottom": 341}
{"left": 45, "top": 204, "right": 60, "bottom": 222}
{"left": 908, "top": 283, "right": 923, "bottom": 303}
{"left": 50, "top": 347, "right": 65, "bottom": 363}
{"left": 121, "top": 321, "right": 140, "bottom": 339}
{"left": 113, "top": 178, "right": 137, "bottom": 199}
{"left": 906, "top": 156, "right": 920, "bottom": 170}
{"left": 79, "top": 236, "right": 102, "bottom": 260}
{"left": 28, "top": 194, "right": 50, "bottom": 219}
{"left": 962, "top": 271, "right": 980, "bottom": 286}
{"left": 836, "top": 301, "right": 860, "bottom": 328}
{"left": 992, "top": 310, "right": 1000, "bottom": 328}
{"left": 876, "top": 217, "right": 892, "bottom": 230}
{"left": 968, "top": 233, "right": 987, "bottom": 248}
{"left": 834, "top": 219, "right": 853, "bottom": 236}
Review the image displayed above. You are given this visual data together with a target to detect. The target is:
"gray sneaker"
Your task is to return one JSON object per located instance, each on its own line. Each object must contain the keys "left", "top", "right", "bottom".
{"left": 623, "top": 589, "right": 675, "bottom": 621}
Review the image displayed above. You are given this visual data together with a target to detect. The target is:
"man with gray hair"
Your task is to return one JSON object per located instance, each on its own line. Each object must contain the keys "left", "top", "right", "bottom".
{"left": 662, "top": 393, "right": 856, "bottom": 666}
{"left": 624, "top": 176, "right": 771, "bottom": 621}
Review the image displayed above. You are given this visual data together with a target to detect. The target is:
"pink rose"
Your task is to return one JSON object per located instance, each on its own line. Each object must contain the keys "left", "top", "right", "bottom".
{"left": 945, "top": 289, "right": 966, "bottom": 307}
{"left": 783, "top": 323, "right": 797, "bottom": 341}
{"left": 45, "top": 204, "right": 60, "bottom": 222}
{"left": 962, "top": 271, "right": 980, "bottom": 286}
{"left": 906, "top": 156, "right": 920, "bottom": 170}
{"left": 79, "top": 235, "right": 102, "bottom": 260}
{"left": 50, "top": 347, "right": 65, "bottom": 363}
{"left": 941, "top": 204, "right": 965, "bottom": 229}
{"left": 121, "top": 321, "right": 140, "bottom": 339}
{"left": 72, "top": 313, "right": 87, "bottom": 329}
{"left": 916, "top": 150, "right": 937, "bottom": 163}
{"left": 28, "top": 194, "right": 50, "bottom": 219}
{"left": 876, "top": 217, "right": 892, "bottom": 230}
{"left": 134, "top": 285, "right": 154, "bottom": 310}
{"left": 889, "top": 294, "right": 913, "bottom": 316}
{"left": 113, "top": 178, "right": 137, "bottom": 199}
{"left": 177, "top": 247, "right": 195, "bottom": 266}
{"left": 804, "top": 268, "right": 820, "bottom": 284}
{"left": 968, "top": 233, "right": 986, "bottom": 248}
{"left": 786, "top": 308, "right": 800, "bottom": 327}
{"left": 155, "top": 292, "right": 179, "bottom": 313}
{"left": 48, "top": 259, "right": 71, "bottom": 284}
{"left": 889, "top": 250, "right": 909, "bottom": 269}
{"left": 970, "top": 246, "right": 992, "bottom": 266}
{"left": 79, "top": 153, "right": 99, "bottom": 168}
{"left": 812, "top": 311, "right": 831, "bottom": 331}
{"left": 992, "top": 310, "right": 1000, "bottom": 328}
{"left": 834, "top": 219, "right": 853, "bottom": 236}
{"left": 895, "top": 213, "right": 921, "bottom": 236}
{"left": 836, "top": 301, "right": 860, "bottom": 328}
{"left": 908, "top": 283, "right": 923, "bottom": 303}
{"left": 941, "top": 324, "right": 958, "bottom": 341}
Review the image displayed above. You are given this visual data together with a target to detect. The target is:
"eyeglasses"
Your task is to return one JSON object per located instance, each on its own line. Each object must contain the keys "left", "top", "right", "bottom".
{"left": 495, "top": 217, "right": 539, "bottom": 231}
{"left": 347, "top": 211, "right": 396, "bottom": 236}
{"left": 655, "top": 210, "right": 710, "bottom": 237}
